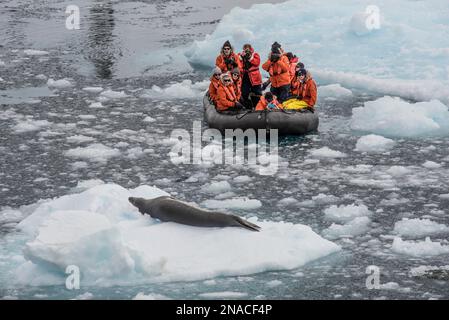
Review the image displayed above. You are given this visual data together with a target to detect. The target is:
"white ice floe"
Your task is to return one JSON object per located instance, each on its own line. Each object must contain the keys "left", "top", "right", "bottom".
{"left": 100, "top": 90, "right": 129, "bottom": 99}
{"left": 391, "top": 237, "right": 449, "bottom": 257}
{"left": 201, "top": 181, "right": 232, "bottom": 194}
{"left": 324, "top": 204, "right": 372, "bottom": 224}
{"left": 141, "top": 79, "right": 209, "bottom": 99}
{"left": 422, "top": 161, "right": 442, "bottom": 169}
{"left": 309, "top": 147, "right": 346, "bottom": 159}
{"left": 0, "top": 184, "right": 339, "bottom": 286}
{"left": 24, "top": 49, "right": 49, "bottom": 56}
{"left": 386, "top": 166, "right": 411, "bottom": 177}
{"left": 82, "top": 87, "right": 104, "bottom": 93}
{"left": 133, "top": 292, "right": 171, "bottom": 300}
{"left": 185, "top": 0, "right": 449, "bottom": 104}
{"left": 322, "top": 216, "right": 371, "bottom": 240}
{"left": 65, "top": 143, "right": 120, "bottom": 163}
{"left": 143, "top": 116, "right": 156, "bottom": 123}
{"left": 409, "top": 265, "right": 449, "bottom": 277}
{"left": 393, "top": 218, "right": 449, "bottom": 239}
{"left": 201, "top": 197, "right": 262, "bottom": 210}
{"left": 66, "top": 135, "right": 96, "bottom": 144}
{"left": 318, "top": 84, "right": 353, "bottom": 98}
{"left": 88, "top": 102, "right": 105, "bottom": 109}
{"left": 351, "top": 97, "right": 449, "bottom": 137}
{"left": 233, "top": 175, "right": 252, "bottom": 184}
{"left": 47, "top": 78, "right": 73, "bottom": 88}
{"left": 355, "top": 134, "right": 395, "bottom": 153}
{"left": 13, "top": 119, "right": 52, "bottom": 133}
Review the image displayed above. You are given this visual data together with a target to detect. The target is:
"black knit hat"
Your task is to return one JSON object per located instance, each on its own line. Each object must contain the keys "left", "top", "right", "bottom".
{"left": 297, "top": 68, "right": 307, "bottom": 76}
{"left": 222, "top": 40, "right": 232, "bottom": 49}
{"left": 271, "top": 41, "right": 281, "bottom": 53}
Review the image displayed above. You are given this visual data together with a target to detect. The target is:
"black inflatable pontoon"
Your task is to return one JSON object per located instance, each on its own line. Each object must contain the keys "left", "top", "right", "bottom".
{"left": 203, "top": 94, "right": 319, "bottom": 135}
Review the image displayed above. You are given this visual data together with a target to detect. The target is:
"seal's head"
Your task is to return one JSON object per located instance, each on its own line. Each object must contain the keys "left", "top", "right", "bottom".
{"left": 128, "top": 197, "right": 146, "bottom": 214}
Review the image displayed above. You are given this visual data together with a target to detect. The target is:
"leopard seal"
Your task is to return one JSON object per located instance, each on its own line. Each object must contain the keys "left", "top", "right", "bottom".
{"left": 128, "top": 196, "right": 260, "bottom": 232}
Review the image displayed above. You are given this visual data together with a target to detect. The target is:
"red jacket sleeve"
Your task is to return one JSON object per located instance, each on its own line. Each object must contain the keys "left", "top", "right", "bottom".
{"left": 262, "top": 59, "right": 272, "bottom": 72}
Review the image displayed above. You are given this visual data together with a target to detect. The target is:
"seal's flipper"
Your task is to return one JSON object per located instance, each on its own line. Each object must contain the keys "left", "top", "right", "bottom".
{"left": 234, "top": 216, "right": 261, "bottom": 232}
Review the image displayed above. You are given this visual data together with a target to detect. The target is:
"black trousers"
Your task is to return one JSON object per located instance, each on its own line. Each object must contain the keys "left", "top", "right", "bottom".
{"left": 241, "top": 73, "right": 262, "bottom": 108}
{"left": 270, "top": 84, "right": 291, "bottom": 103}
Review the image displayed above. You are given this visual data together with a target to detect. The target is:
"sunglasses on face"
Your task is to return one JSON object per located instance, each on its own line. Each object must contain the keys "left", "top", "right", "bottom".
{"left": 223, "top": 48, "right": 231, "bottom": 51}
{"left": 224, "top": 79, "right": 232, "bottom": 83}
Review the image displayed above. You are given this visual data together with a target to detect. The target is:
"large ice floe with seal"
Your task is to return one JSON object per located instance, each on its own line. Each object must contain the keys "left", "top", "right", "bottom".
{"left": 0, "top": 183, "right": 340, "bottom": 287}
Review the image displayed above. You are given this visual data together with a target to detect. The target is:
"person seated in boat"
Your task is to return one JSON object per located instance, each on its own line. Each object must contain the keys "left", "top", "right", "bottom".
{"left": 216, "top": 40, "right": 242, "bottom": 73}
{"left": 209, "top": 67, "right": 222, "bottom": 103}
{"left": 255, "top": 92, "right": 283, "bottom": 111}
{"left": 230, "top": 68, "right": 242, "bottom": 102}
{"left": 284, "top": 68, "right": 317, "bottom": 110}
{"left": 262, "top": 42, "right": 291, "bottom": 103}
{"left": 216, "top": 73, "right": 244, "bottom": 111}
{"left": 239, "top": 43, "right": 262, "bottom": 106}
{"left": 286, "top": 52, "right": 300, "bottom": 81}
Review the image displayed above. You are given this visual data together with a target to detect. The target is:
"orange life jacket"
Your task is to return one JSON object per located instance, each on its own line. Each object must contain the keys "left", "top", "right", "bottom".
{"left": 262, "top": 56, "right": 290, "bottom": 88}
{"left": 255, "top": 96, "right": 282, "bottom": 111}
{"left": 290, "top": 72, "right": 317, "bottom": 107}
{"left": 216, "top": 84, "right": 237, "bottom": 111}
{"left": 215, "top": 52, "right": 243, "bottom": 73}
{"left": 209, "top": 76, "right": 221, "bottom": 102}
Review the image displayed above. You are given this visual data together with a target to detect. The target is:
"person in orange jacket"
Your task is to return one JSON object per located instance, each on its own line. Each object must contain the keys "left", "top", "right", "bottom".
{"left": 209, "top": 67, "right": 222, "bottom": 103}
{"left": 230, "top": 68, "right": 242, "bottom": 102}
{"left": 290, "top": 68, "right": 317, "bottom": 107}
{"left": 255, "top": 92, "right": 283, "bottom": 111}
{"left": 262, "top": 42, "right": 291, "bottom": 103}
{"left": 239, "top": 44, "right": 262, "bottom": 106}
{"left": 216, "top": 73, "right": 244, "bottom": 111}
{"left": 286, "top": 52, "right": 300, "bottom": 81}
{"left": 215, "top": 40, "right": 242, "bottom": 73}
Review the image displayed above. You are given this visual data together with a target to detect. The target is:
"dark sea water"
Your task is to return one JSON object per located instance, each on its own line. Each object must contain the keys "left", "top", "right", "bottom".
{"left": 1, "top": 0, "right": 449, "bottom": 300}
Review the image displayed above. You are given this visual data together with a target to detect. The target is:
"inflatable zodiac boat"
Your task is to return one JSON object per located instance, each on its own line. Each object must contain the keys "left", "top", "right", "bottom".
{"left": 203, "top": 94, "right": 319, "bottom": 135}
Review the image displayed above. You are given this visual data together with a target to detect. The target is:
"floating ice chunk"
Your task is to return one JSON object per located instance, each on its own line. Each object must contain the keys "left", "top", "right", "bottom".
{"left": 324, "top": 204, "right": 371, "bottom": 223}
{"left": 82, "top": 87, "right": 103, "bottom": 93}
{"left": 88, "top": 102, "right": 105, "bottom": 109}
{"left": 266, "top": 280, "right": 283, "bottom": 288}
{"left": 277, "top": 197, "right": 299, "bottom": 207}
{"left": 35, "top": 74, "right": 47, "bottom": 80}
{"left": 73, "top": 292, "right": 94, "bottom": 300}
{"left": 142, "top": 79, "right": 209, "bottom": 99}
{"left": 66, "top": 135, "right": 96, "bottom": 144}
{"left": 201, "top": 197, "right": 262, "bottom": 210}
{"left": 378, "top": 282, "right": 411, "bottom": 293}
{"left": 24, "top": 49, "right": 49, "bottom": 56}
{"left": 322, "top": 216, "right": 371, "bottom": 240}
{"left": 100, "top": 90, "right": 128, "bottom": 99}
{"left": 65, "top": 143, "right": 121, "bottom": 163}
{"left": 319, "top": 84, "right": 353, "bottom": 98}
{"left": 143, "top": 116, "right": 156, "bottom": 123}
{"left": 386, "top": 166, "right": 411, "bottom": 177}
{"left": 13, "top": 119, "right": 52, "bottom": 133}
{"left": 133, "top": 292, "right": 171, "bottom": 300}
{"left": 198, "top": 291, "right": 248, "bottom": 299}
{"left": 201, "top": 181, "right": 232, "bottom": 194}
{"left": 47, "top": 78, "right": 73, "bottom": 88}
{"left": 393, "top": 218, "right": 449, "bottom": 239}
{"left": 355, "top": 134, "right": 395, "bottom": 153}
{"left": 422, "top": 161, "right": 442, "bottom": 169}
{"left": 351, "top": 97, "right": 449, "bottom": 137}
{"left": 309, "top": 147, "right": 346, "bottom": 158}
{"left": 0, "top": 77, "right": 4, "bottom": 82}
{"left": 233, "top": 175, "right": 252, "bottom": 184}
{"left": 391, "top": 237, "right": 449, "bottom": 257}
{"left": 410, "top": 265, "right": 449, "bottom": 278}
{"left": 0, "top": 59, "right": 5, "bottom": 67}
